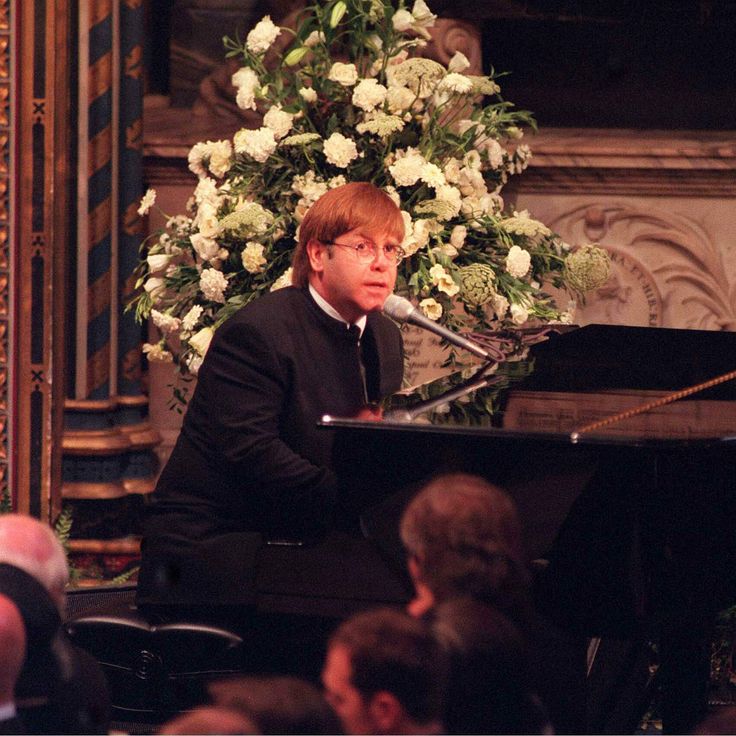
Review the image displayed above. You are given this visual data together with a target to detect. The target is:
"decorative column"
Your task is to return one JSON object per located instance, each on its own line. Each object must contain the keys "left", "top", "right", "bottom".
{"left": 63, "top": 0, "right": 159, "bottom": 560}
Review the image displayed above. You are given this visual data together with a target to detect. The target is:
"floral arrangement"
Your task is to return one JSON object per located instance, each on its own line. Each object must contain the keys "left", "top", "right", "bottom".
{"left": 132, "top": 0, "right": 610, "bottom": 377}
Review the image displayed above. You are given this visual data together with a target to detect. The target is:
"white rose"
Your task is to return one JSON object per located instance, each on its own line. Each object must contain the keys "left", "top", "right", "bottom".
{"left": 299, "top": 87, "right": 318, "bottom": 103}
{"left": 241, "top": 242, "right": 267, "bottom": 273}
{"left": 510, "top": 302, "right": 529, "bottom": 325}
{"left": 190, "top": 233, "right": 220, "bottom": 262}
{"left": 194, "top": 201, "right": 219, "bottom": 238}
{"left": 323, "top": 132, "right": 359, "bottom": 168}
{"left": 328, "top": 62, "right": 358, "bottom": 86}
{"left": 450, "top": 225, "right": 467, "bottom": 250}
{"left": 189, "top": 326, "right": 214, "bottom": 356}
{"left": 263, "top": 106, "right": 294, "bottom": 140}
{"left": 352, "top": 78, "right": 388, "bottom": 112}
{"left": 419, "top": 298, "right": 442, "bottom": 320}
{"left": 429, "top": 263, "right": 459, "bottom": 297}
{"left": 246, "top": 16, "right": 281, "bottom": 54}
{"left": 506, "top": 245, "right": 531, "bottom": 278}
{"left": 386, "top": 85, "right": 415, "bottom": 114}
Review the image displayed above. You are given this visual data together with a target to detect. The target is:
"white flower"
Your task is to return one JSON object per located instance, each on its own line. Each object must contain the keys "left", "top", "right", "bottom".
{"left": 151, "top": 309, "right": 181, "bottom": 336}
{"left": 352, "top": 78, "right": 388, "bottom": 111}
{"left": 186, "top": 354, "right": 203, "bottom": 375}
{"left": 292, "top": 171, "right": 328, "bottom": 201}
{"left": 501, "top": 210, "right": 552, "bottom": 238}
{"left": 389, "top": 148, "right": 426, "bottom": 187}
{"left": 207, "top": 140, "right": 233, "bottom": 178}
{"left": 144, "top": 276, "right": 166, "bottom": 298}
{"left": 263, "top": 106, "right": 294, "bottom": 140}
{"left": 438, "top": 73, "right": 473, "bottom": 95}
{"left": 187, "top": 142, "right": 209, "bottom": 178}
{"left": 510, "top": 302, "right": 530, "bottom": 325}
{"left": 194, "top": 177, "right": 219, "bottom": 206}
{"left": 142, "top": 342, "right": 173, "bottom": 363}
{"left": 485, "top": 139, "right": 505, "bottom": 170}
{"left": 189, "top": 326, "right": 214, "bottom": 356}
{"left": 386, "top": 85, "right": 415, "bottom": 114}
{"left": 299, "top": 87, "right": 318, "bottom": 103}
{"left": 384, "top": 185, "right": 401, "bottom": 207}
{"left": 506, "top": 245, "right": 532, "bottom": 278}
{"left": 241, "top": 242, "right": 267, "bottom": 273}
{"left": 190, "top": 233, "right": 220, "bottom": 262}
{"left": 448, "top": 51, "right": 470, "bottom": 73}
{"left": 231, "top": 67, "right": 260, "bottom": 111}
{"left": 246, "top": 16, "right": 281, "bottom": 55}
{"left": 492, "top": 293, "right": 509, "bottom": 320}
{"left": 429, "top": 263, "right": 459, "bottom": 296}
{"left": 304, "top": 30, "right": 325, "bottom": 47}
{"left": 450, "top": 225, "right": 467, "bottom": 250}
{"left": 270, "top": 267, "right": 293, "bottom": 291}
{"left": 194, "top": 201, "right": 219, "bottom": 238}
{"left": 392, "top": 0, "right": 436, "bottom": 40}
{"left": 400, "top": 212, "right": 421, "bottom": 257}
{"left": 392, "top": 9, "right": 414, "bottom": 33}
{"left": 419, "top": 297, "right": 442, "bottom": 320}
{"left": 420, "top": 162, "right": 446, "bottom": 189}
{"left": 233, "top": 127, "right": 278, "bottom": 163}
{"left": 181, "top": 304, "right": 204, "bottom": 331}
{"left": 199, "top": 268, "right": 228, "bottom": 303}
{"left": 138, "top": 188, "right": 156, "bottom": 216}
{"left": 323, "top": 132, "right": 359, "bottom": 168}
{"left": 147, "top": 253, "right": 170, "bottom": 274}
{"left": 328, "top": 62, "right": 358, "bottom": 86}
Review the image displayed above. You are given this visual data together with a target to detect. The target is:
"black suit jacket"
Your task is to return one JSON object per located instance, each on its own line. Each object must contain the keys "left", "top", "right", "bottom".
{"left": 138, "top": 286, "right": 404, "bottom": 606}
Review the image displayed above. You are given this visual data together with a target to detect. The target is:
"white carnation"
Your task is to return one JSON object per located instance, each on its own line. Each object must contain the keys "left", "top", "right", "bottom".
{"left": 231, "top": 67, "right": 260, "bottom": 111}
{"left": 233, "top": 127, "right": 278, "bottom": 163}
{"left": 263, "top": 106, "right": 294, "bottom": 140}
{"left": 299, "top": 87, "right": 318, "bottom": 103}
{"left": 352, "top": 78, "right": 388, "bottom": 111}
{"left": 207, "top": 140, "right": 233, "bottom": 177}
{"left": 386, "top": 84, "right": 415, "bottom": 114}
{"left": 194, "top": 177, "right": 219, "bottom": 206}
{"left": 420, "top": 162, "right": 446, "bottom": 189}
{"left": 181, "top": 304, "right": 204, "bottom": 331}
{"left": 151, "top": 309, "right": 181, "bottom": 336}
{"left": 323, "top": 132, "right": 359, "bottom": 168}
{"left": 438, "top": 72, "right": 473, "bottom": 95}
{"left": 199, "top": 268, "right": 228, "bottom": 303}
{"left": 506, "top": 245, "right": 532, "bottom": 278}
{"left": 328, "top": 62, "right": 358, "bottom": 86}
{"left": 270, "top": 267, "right": 293, "bottom": 291}
{"left": 241, "top": 241, "right": 267, "bottom": 273}
{"left": 194, "top": 201, "right": 219, "bottom": 238}
{"left": 388, "top": 148, "right": 426, "bottom": 187}
{"left": 137, "top": 188, "right": 156, "bottom": 216}
{"left": 246, "top": 16, "right": 281, "bottom": 54}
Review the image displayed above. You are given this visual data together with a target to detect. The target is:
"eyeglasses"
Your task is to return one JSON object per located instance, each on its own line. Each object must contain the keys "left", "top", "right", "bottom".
{"left": 323, "top": 240, "right": 405, "bottom": 264}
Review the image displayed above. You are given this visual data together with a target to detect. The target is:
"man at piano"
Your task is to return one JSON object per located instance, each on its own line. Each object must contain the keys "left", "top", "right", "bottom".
{"left": 137, "top": 182, "right": 407, "bottom": 625}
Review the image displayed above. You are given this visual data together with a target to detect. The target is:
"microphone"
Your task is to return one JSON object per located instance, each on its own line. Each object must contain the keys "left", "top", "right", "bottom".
{"left": 383, "top": 294, "right": 491, "bottom": 361}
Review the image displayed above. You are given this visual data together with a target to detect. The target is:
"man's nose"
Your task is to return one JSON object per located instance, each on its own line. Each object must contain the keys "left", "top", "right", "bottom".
{"left": 370, "top": 246, "right": 392, "bottom": 268}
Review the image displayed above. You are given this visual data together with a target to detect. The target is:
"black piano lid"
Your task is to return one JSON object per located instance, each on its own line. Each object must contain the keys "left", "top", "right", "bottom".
{"left": 321, "top": 324, "right": 736, "bottom": 448}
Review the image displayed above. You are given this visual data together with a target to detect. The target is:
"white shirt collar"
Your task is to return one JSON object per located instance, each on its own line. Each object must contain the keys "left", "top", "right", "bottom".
{"left": 309, "top": 284, "right": 367, "bottom": 336}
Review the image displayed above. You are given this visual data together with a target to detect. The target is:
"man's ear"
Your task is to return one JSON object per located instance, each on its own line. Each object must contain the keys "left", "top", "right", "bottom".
{"left": 306, "top": 238, "right": 327, "bottom": 274}
{"left": 369, "top": 691, "right": 404, "bottom": 734}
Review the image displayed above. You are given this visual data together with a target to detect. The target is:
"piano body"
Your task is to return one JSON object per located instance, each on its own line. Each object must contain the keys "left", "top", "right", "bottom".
{"left": 317, "top": 323, "right": 736, "bottom": 733}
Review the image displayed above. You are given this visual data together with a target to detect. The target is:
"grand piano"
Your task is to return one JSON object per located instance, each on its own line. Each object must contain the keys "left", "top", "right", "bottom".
{"left": 314, "top": 323, "right": 736, "bottom": 733}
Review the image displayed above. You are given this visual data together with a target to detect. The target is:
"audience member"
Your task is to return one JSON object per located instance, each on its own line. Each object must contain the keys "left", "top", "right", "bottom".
{"left": 0, "top": 594, "right": 25, "bottom": 734}
{"left": 400, "top": 472, "right": 587, "bottom": 733}
{"left": 158, "top": 705, "right": 258, "bottom": 734}
{"left": 322, "top": 607, "right": 445, "bottom": 735}
{"left": 432, "top": 597, "right": 551, "bottom": 734}
{"left": 0, "top": 514, "right": 111, "bottom": 734}
{"left": 209, "top": 675, "right": 341, "bottom": 734}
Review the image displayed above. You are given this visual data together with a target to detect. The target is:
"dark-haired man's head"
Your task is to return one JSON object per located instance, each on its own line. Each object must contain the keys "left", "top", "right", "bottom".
{"left": 322, "top": 608, "right": 445, "bottom": 734}
{"left": 400, "top": 473, "right": 531, "bottom": 619}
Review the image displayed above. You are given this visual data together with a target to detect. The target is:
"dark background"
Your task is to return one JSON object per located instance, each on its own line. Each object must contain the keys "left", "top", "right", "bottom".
{"left": 144, "top": 0, "right": 736, "bottom": 129}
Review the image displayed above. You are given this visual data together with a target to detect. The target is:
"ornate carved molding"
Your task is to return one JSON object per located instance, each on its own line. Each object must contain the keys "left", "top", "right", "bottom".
{"left": 0, "top": 0, "right": 9, "bottom": 507}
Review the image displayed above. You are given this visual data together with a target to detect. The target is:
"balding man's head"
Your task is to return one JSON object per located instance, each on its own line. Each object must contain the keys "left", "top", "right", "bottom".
{"left": 0, "top": 515, "right": 69, "bottom": 612}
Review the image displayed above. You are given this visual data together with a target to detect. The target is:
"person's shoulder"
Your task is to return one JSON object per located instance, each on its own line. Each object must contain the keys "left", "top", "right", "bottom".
{"left": 367, "top": 310, "right": 402, "bottom": 339}
{"left": 229, "top": 287, "right": 306, "bottom": 325}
